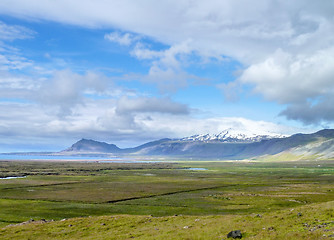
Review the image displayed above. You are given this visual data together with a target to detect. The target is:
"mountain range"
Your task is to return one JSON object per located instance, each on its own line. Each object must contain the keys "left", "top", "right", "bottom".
{"left": 62, "top": 129, "right": 334, "bottom": 160}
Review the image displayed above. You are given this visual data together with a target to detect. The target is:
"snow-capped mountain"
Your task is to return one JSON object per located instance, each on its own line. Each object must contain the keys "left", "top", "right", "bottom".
{"left": 61, "top": 129, "right": 334, "bottom": 160}
{"left": 180, "top": 128, "right": 287, "bottom": 143}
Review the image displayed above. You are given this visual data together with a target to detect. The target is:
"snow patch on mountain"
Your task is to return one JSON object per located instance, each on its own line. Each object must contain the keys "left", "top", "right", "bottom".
{"left": 180, "top": 128, "right": 287, "bottom": 143}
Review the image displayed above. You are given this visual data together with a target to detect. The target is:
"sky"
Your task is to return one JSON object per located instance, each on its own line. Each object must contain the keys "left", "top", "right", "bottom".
{"left": 0, "top": 0, "right": 333, "bottom": 152}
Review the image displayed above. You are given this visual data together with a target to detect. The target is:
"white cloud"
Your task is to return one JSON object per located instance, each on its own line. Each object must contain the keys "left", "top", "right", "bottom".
{"left": 0, "top": 53, "right": 33, "bottom": 71}
{"left": 131, "top": 43, "right": 163, "bottom": 60}
{"left": 0, "top": 70, "right": 38, "bottom": 104}
{"left": 0, "top": 20, "right": 35, "bottom": 40}
{"left": 2, "top": 0, "right": 330, "bottom": 123}
{"left": 217, "top": 81, "right": 242, "bottom": 102}
{"left": 1, "top": 2, "right": 332, "bottom": 65}
{"left": 0, "top": 1, "right": 332, "bottom": 61}
{"left": 132, "top": 40, "right": 193, "bottom": 67}
{"left": 132, "top": 115, "right": 305, "bottom": 140}
{"left": 145, "top": 66, "right": 193, "bottom": 93}
{"left": 0, "top": 0, "right": 333, "bottom": 145}
{"left": 240, "top": 48, "right": 334, "bottom": 104}
{"left": 239, "top": 47, "right": 334, "bottom": 124}
{"left": 115, "top": 96, "right": 189, "bottom": 115}
{"left": 0, "top": 96, "right": 306, "bottom": 150}
{"left": 35, "top": 69, "right": 109, "bottom": 116}
{"left": 131, "top": 40, "right": 201, "bottom": 92}
{"left": 95, "top": 96, "right": 191, "bottom": 139}
{"left": 104, "top": 32, "right": 137, "bottom": 46}
{"left": 0, "top": 22, "right": 34, "bottom": 71}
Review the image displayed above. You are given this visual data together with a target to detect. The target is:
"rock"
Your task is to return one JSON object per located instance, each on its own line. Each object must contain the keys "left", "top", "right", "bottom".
{"left": 227, "top": 230, "right": 242, "bottom": 239}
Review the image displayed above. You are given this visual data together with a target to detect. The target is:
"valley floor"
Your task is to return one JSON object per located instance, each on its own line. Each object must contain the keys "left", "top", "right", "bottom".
{"left": 0, "top": 160, "right": 333, "bottom": 239}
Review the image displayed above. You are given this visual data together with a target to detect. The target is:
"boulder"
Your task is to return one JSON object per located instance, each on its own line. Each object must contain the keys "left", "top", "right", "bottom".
{"left": 227, "top": 230, "right": 242, "bottom": 239}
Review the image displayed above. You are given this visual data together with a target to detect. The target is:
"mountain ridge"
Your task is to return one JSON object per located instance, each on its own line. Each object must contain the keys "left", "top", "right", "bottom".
{"left": 62, "top": 129, "right": 334, "bottom": 160}
{"left": 179, "top": 128, "right": 286, "bottom": 143}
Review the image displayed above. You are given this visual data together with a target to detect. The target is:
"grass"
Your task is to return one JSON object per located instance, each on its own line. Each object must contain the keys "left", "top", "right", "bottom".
{"left": 0, "top": 201, "right": 333, "bottom": 239}
{"left": 0, "top": 160, "right": 333, "bottom": 239}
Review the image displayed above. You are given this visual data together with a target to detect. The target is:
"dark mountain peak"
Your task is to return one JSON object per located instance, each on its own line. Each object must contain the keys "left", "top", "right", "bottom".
{"left": 77, "top": 138, "right": 95, "bottom": 143}
{"left": 64, "top": 139, "right": 120, "bottom": 153}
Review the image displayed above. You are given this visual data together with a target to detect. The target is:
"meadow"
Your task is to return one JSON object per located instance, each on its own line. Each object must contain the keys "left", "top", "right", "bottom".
{"left": 0, "top": 160, "right": 333, "bottom": 239}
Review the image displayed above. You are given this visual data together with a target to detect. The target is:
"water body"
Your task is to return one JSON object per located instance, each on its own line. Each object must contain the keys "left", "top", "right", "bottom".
{"left": 0, "top": 154, "right": 170, "bottom": 163}
{"left": 100, "top": 160, "right": 172, "bottom": 163}
{"left": 185, "top": 168, "right": 208, "bottom": 171}
{"left": 0, "top": 154, "right": 126, "bottom": 161}
{"left": 0, "top": 176, "right": 26, "bottom": 179}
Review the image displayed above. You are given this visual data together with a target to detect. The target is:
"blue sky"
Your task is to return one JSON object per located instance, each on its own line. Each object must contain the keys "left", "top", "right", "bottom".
{"left": 0, "top": 0, "right": 333, "bottom": 151}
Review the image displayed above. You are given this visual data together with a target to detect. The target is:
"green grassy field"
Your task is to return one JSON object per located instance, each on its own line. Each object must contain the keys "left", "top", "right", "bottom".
{"left": 0, "top": 160, "right": 333, "bottom": 239}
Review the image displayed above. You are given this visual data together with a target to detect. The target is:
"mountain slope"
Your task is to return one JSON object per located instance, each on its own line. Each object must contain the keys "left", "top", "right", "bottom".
{"left": 63, "top": 139, "right": 121, "bottom": 153}
{"left": 121, "top": 138, "right": 172, "bottom": 153}
{"left": 62, "top": 138, "right": 172, "bottom": 154}
{"left": 62, "top": 129, "right": 334, "bottom": 160}
{"left": 138, "top": 129, "right": 334, "bottom": 159}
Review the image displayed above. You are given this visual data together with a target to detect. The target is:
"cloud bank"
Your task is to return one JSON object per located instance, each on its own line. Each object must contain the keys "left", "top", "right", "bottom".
{"left": 0, "top": 1, "right": 333, "bottom": 150}
{"left": 2, "top": 0, "right": 331, "bottom": 124}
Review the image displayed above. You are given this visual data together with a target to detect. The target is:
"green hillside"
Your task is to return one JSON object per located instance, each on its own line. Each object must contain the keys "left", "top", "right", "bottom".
{"left": 1, "top": 201, "right": 333, "bottom": 239}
